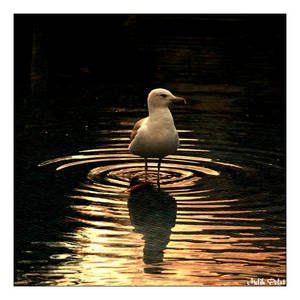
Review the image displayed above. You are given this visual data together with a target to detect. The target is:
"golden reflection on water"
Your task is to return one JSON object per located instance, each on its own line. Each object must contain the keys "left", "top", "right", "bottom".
{"left": 23, "top": 187, "right": 284, "bottom": 286}
{"left": 19, "top": 128, "right": 285, "bottom": 286}
{"left": 30, "top": 218, "right": 284, "bottom": 286}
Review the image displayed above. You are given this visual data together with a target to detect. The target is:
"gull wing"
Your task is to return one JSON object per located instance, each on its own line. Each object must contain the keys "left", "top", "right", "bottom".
{"left": 130, "top": 117, "right": 147, "bottom": 141}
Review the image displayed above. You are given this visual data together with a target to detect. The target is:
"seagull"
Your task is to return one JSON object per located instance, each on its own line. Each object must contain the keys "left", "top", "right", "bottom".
{"left": 128, "top": 88, "right": 186, "bottom": 186}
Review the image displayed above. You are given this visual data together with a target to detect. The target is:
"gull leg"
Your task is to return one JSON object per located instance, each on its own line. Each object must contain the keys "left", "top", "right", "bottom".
{"left": 144, "top": 158, "right": 148, "bottom": 182}
{"left": 125, "top": 158, "right": 149, "bottom": 193}
{"left": 157, "top": 158, "right": 162, "bottom": 187}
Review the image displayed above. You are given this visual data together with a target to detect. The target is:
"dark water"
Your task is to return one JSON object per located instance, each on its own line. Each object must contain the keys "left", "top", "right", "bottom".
{"left": 14, "top": 15, "right": 285, "bottom": 286}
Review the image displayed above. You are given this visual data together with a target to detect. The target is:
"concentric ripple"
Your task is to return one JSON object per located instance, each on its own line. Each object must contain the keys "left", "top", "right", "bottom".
{"left": 39, "top": 129, "right": 241, "bottom": 190}
{"left": 18, "top": 128, "right": 285, "bottom": 286}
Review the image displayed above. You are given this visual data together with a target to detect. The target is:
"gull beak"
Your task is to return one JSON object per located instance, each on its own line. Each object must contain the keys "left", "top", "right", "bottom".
{"left": 172, "top": 96, "right": 187, "bottom": 104}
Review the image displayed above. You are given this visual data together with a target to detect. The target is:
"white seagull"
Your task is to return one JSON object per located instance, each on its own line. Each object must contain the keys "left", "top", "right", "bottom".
{"left": 128, "top": 88, "right": 186, "bottom": 185}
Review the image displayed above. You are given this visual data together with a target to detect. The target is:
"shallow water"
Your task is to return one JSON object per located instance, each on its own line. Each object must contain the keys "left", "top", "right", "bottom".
{"left": 15, "top": 99, "right": 285, "bottom": 286}
{"left": 14, "top": 15, "right": 285, "bottom": 286}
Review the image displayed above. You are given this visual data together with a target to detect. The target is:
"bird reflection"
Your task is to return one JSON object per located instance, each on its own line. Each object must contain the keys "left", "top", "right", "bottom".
{"left": 127, "top": 177, "right": 177, "bottom": 265}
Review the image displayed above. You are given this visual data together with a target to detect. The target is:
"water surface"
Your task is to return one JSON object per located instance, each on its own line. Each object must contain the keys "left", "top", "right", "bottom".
{"left": 15, "top": 98, "right": 285, "bottom": 286}
{"left": 14, "top": 15, "right": 285, "bottom": 286}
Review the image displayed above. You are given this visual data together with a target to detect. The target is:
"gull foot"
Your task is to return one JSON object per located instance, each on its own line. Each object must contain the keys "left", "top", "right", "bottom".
{"left": 126, "top": 182, "right": 152, "bottom": 193}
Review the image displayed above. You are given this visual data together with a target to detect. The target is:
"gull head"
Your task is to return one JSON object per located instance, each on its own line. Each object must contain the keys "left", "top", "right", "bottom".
{"left": 147, "top": 88, "right": 186, "bottom": 109}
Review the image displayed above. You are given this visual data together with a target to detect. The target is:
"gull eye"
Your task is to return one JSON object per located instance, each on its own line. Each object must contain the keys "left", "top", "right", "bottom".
{"left": 160, "top": 94, "right": 167, "bottom": 98}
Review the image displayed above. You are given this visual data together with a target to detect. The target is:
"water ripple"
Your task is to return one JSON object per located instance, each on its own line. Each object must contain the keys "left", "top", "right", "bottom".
{"left": 16, "top": 128, "right": 286, "bottom": 286}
